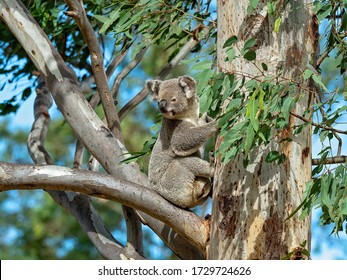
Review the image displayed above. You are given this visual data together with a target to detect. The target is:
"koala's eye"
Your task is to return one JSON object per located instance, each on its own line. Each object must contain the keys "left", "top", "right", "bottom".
{"left": 171, "top": 97, "right": 177, "bottom": 103}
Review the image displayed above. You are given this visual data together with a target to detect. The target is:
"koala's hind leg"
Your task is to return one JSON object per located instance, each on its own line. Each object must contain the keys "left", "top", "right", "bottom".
{"left": 192, "top": 177, "right": 212, "bottom": 206}
{"left": 158, "top": 158, "right": 212, "bottom": 208}
{"left": 177, "top": 156, "right": 214, "bottom": 178}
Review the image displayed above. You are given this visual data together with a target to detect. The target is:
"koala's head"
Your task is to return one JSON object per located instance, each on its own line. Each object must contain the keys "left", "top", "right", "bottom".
{"left": 146, "top": 76, "right": 199, "bottom": 120}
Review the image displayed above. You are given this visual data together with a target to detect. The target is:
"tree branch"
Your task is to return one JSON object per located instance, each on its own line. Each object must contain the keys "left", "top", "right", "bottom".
{"left": 312, "top": 156, "right": 347, "bottom": 165}
{"left": 27, "top": 77, "right": 143, "bottom": 260}
{"left": 316, "top": 45, "right": 334, "bottom": 68}
{"left": 0, "top": 162, "right": 209, "bottom": 252}
{"left": 290, "top": 112, "right": 347, "bottom": 135}
{"left": 64, "top": 0, "right": 145, "bottom": 255}
{"left": 106, "top": 40, "right": 131, "bottom": 78}
{"left": 111, "top": 45, "right": 149, "bottom": 99}
{"left": 64, "top": 0, "right": 121, "bottom": 141}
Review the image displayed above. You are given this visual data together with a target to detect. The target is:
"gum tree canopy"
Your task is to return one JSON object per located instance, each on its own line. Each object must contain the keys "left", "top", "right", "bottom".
{"left": 0, "top": 0, "right": 347, "bottom": 260}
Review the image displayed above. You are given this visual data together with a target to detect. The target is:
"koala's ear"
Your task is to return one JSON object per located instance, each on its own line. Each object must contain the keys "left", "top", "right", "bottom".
{"left": 146, "top": 80, "right": 162, "bottom": 101}
{"left": 178, "top": 76, "right": 196, "bottom": 99}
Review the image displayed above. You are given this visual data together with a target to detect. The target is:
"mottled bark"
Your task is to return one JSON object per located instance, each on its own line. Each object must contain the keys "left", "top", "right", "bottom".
{"left": 209, "top": 0, "right": 317, "bottom": 259}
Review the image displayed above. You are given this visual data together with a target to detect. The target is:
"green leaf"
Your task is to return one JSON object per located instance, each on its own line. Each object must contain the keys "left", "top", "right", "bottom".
{"left": 247, "top": 99, "right": 259, "bottom": 131}
{"left": 226, "top": 48, "right": 236, "bottom": 62}
{"left": 285, "top": 198, "right": 308, "bottom": 221}
{"left": 319, "top": 130, "right": 329, "bottom": 142}
{"left": 312, "top": 73, "right": 329, "bottom": 92}
{"left": 261, "top": 62, "right": 268, "bottom": 71}
{"left": 341, "top": 13, "right": 347, "bottom": 31}
{"left": 223, "top": 130, "right": 243, "bottom": 145}
{"left": 243, "top": 38, "right": 256, "bottom": 51}
{"left": 191, "top": 61, "right": 212, "bottom": 71}
{"left": 223, "top": 35, "right": 238, "bottom": 48}
{"left": 299, "top": 240, "right": 307, "bottom": 248}
{"left": 265, "top": 151, "right": 286, "bottom": 163}
{"left": 267, "top": 2, "right": 275, "bottom": 14}
{"left": 281, "top": 96, "right": 295, "bottom": 121}
{"left": 274, "top": 17, "right": 282, "bottom": 33}
{"left": 120, "top": 152, "right": 146, "bottom": 164}
{"left": 247, "top": 0, "right": 260, "bottom": 15}
{"left": 244, "top": 51, "right": 256, "bottom": 61}
{"left": 98, "top": 6, "right": 123, "bottom": 34}
{"left": 321, "top": 174, "right": 333, "bottom": 210}
{"left": 0, "top": 102, "right": 19, "bottom": 115}
{"left": 223, "top": 146, "right": 238, "bottom": 162}
{"left": 21, "top": 87, "right": 31, "bottom": 101}
{"left": 93, "top": 15, "right": 109, "bottom": 23}
{"left": 316, "top": 4, "right": 332, "bottom": 22}
{"left": 340, "top": 199, "right": 347, "bottom": 215}
{"left": 250, "top": 0, "right": 260, "bottom": 8}
{"left": 244, "top": 123, "right": 256, "bottom": 154}
{"left": 259, "top": 89, "right": 265, "bottom": 110}
{"left": 303, "top": 69, "right": 313, "bottom": 80}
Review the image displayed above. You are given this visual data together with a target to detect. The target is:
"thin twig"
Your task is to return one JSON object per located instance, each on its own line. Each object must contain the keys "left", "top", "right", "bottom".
{"left": 106, "top": 40, "right": 131, "bottom": 78}
{"left": 119, "top": 88, "right": 148, "bottom": 121}
{"left": 73, "top": 140, "right": 84, "bottom": 169}
{"left": 312, "top": 156, "right": 347, "bottom": 165}
{"left": 111, "top": 44, "right": 149, "bottom": 98}
{"left": 332, "top": 131, "right": 342, "bottom": 156}
{"left": 290, "top": 112, "right": 347, "bottom": 135}
{"left": 316, "top": 45, "right": 335, "bottom": 68}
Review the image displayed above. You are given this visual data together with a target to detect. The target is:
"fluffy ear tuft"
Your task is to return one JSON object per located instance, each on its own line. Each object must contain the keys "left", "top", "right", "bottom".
{"left": 146, "top": 80, "right": 162, "bottom": 100}
{"left": 178, "top": 76, "right": 196, "bottom": 99}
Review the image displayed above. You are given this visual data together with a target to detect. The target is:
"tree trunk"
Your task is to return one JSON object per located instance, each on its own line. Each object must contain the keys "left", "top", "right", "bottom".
{"left": 209, "top": 0, "right": 317, "bottom": 259}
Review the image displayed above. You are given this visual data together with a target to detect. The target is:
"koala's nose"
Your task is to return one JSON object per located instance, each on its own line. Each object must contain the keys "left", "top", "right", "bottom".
{"left": 158, "top": 99, "right": 167, "bottom": 111}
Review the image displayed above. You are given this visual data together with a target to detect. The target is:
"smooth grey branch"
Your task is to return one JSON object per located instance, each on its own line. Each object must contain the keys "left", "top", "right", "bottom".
{"left": 0, "top": 162, "right": 208, "bottom": 252}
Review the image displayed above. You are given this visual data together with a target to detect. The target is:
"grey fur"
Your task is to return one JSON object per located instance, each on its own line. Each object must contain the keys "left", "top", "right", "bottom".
{"left": 146, "top": 76, "right": 217, "bottom": 208}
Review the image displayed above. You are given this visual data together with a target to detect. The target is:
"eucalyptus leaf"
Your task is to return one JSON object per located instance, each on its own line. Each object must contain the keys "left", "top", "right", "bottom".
{"left": 223, "top": 35, "right": 238, "bottom": 48}
{"left": 243, "top": 38, "right": 256, "bottom": 51}
{"left": 247, "top": 99, "right": 259, "bottom": 132}
{"left": 244, "top": 123, "right": 256, "bottom": 154}
{"left": 274, "top": 17, "right": 282, "bottom": 33}
{"left": 244, "top": 51, "right": 256, "bottom": 61}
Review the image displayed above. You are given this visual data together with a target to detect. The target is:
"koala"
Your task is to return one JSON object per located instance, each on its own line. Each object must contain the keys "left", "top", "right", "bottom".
{"left": 146, "top": 76, "right": 217, "bottom": 208}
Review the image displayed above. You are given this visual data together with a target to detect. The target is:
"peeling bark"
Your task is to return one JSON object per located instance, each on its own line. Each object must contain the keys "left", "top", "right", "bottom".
{"left": 209, "top": 0, "right": 316, "bottom": 259}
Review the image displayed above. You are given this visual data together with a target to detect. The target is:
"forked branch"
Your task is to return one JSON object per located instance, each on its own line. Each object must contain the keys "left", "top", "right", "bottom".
{"left": 27, "top": 77, "right": 142, "bottom": 259}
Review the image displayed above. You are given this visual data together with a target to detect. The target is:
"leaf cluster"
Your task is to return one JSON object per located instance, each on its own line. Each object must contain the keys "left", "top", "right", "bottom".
{"left": 315, "top": 0, "right": 347, "bottom": 74}
{"left": 298, "top": 164, "right": 347, "bottom": 235}
{"left": 95, "top": 0, "right": 213, "bottom": 60}
{"left": 192, "top": 36, "right": 304, "bottom": 165}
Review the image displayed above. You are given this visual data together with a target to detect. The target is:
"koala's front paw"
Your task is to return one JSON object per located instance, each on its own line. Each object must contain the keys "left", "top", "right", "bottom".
{"left": 200, "top": 112, "right": 215, "bottom": 123}
{"left": 200, "top": 112, "right": 208, "bottom": 123}
{"left": 206, "top": 115, "right": 215, "bottom": 123}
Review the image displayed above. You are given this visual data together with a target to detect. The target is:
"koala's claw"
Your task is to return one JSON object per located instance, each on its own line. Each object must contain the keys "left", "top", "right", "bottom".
{"left": 200, "top": 112, "right": 215, "bottom": 124}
